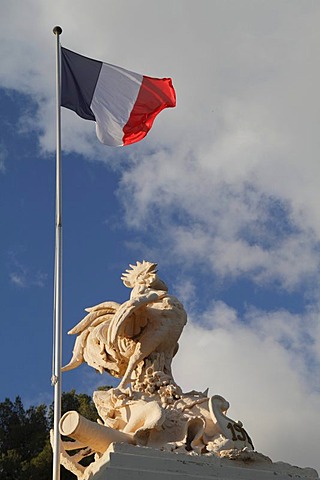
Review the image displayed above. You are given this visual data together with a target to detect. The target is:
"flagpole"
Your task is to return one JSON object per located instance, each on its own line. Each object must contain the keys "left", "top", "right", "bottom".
{"left": 52, "top": 25, "right": 63, "bottom": 480}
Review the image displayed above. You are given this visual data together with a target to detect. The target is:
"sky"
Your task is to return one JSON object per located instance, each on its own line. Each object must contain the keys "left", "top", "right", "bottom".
{"left": 0, "top": 0, "right": 320, "bottom": 473}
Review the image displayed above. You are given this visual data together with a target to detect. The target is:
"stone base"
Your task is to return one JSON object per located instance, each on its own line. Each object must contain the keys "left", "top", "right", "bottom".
{"left": 82, "top": 443, "right": 319, "bottom": 480}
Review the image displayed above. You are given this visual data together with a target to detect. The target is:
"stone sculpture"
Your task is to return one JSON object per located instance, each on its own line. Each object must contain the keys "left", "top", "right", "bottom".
{"left": 56, "top": 261, "right": 257, "bottom": 479}
{"left": 62, "top": 261, "right": 187, "bottom": 391}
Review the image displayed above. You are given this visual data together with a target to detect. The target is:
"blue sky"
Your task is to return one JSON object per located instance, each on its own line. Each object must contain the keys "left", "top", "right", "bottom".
{"left": 1, "top": 0, "right": 320, "bottom": 473}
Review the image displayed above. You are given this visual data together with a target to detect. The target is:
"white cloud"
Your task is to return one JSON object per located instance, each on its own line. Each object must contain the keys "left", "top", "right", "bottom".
{"left": 9, "top": 269, "right": 47, "bottom": 289}
{"left": 0, "top": 144, "right": 7, "bottom": 173}
{"left": 8, "top": 251, "right": 47, "bottom": 289}
{"left": 120, "top": 158, "right": 320, "bottom": 290}
{"left": 173, "top": 301, "right": 320, "bottom": 470}
{"left": 10, "top": 272, "right": 26, "bottom": 288}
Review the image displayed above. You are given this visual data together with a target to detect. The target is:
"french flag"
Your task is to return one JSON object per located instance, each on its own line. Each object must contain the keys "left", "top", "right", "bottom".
{"left": 61, "top": 47, "right": 176, "bottom": 147}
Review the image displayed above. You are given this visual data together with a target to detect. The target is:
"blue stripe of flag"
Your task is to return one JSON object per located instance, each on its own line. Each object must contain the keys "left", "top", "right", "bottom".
{"left": 61, "top": 47, "right": 102, "bottom": 121}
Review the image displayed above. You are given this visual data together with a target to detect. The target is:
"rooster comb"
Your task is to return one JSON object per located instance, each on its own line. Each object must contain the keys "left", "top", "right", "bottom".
{"left": 121, "top": 261, "right": 158, "bottom": 288}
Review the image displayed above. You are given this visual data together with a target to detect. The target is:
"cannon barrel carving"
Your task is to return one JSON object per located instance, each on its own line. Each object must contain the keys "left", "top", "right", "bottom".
{"left": 59, "top": 411, "right": 135, "bottom": 454}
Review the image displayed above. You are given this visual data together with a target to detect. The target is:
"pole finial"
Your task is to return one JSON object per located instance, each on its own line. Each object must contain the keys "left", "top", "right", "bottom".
{"left": 53, "top": 26, "right": 62, "bottom": 36}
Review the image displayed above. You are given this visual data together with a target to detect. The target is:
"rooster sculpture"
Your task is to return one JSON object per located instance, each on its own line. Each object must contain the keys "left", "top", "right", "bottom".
{"left": 62, "top": 261, "right": 187, "bottom": 391}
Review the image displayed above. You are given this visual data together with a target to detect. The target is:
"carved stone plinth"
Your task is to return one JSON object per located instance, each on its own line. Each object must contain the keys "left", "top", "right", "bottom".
{"left": 80, "top": 443, "right": 319, "bottom": 480}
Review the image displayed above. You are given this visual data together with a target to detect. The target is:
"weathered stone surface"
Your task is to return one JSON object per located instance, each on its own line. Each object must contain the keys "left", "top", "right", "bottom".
{"left": 82, "top": 443, "right": 320, "bottom": 480}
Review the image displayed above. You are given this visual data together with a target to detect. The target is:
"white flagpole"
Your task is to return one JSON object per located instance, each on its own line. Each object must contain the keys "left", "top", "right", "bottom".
{"left": 52, "top": 25, "right": 63, "bottom": 480}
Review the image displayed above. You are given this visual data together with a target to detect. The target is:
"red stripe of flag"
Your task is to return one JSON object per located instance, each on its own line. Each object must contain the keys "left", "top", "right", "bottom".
{"left": 123, "top": 76, "right": 176, "bottom": 146}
